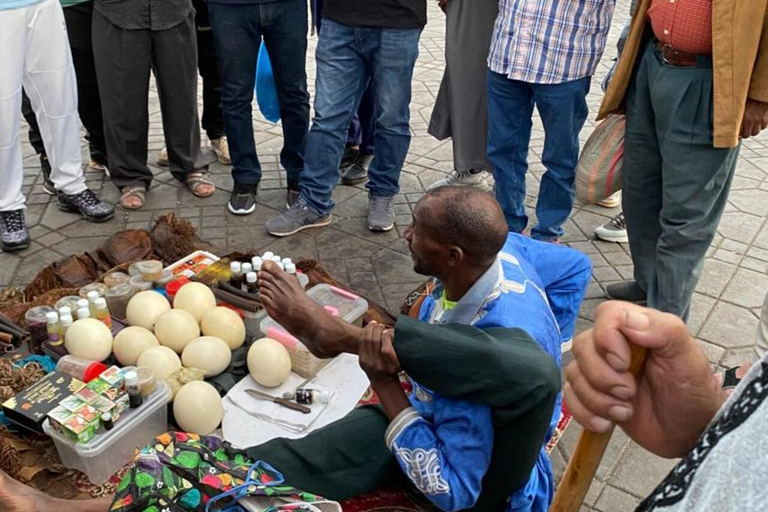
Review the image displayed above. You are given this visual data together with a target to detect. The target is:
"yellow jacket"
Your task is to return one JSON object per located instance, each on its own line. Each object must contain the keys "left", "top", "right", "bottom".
{"left": 598, "top": 0, "right": 768, "bottom": 148}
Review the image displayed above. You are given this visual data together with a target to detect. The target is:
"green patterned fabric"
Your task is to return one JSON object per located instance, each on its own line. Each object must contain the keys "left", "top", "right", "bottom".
{"left": 61, "top": 0, "right": 91, "bottom": 7}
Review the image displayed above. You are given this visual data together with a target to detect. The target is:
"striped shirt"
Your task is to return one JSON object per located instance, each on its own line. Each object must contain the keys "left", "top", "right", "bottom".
{"left": 488, "top": 0, "right": 617, "bottom": 85}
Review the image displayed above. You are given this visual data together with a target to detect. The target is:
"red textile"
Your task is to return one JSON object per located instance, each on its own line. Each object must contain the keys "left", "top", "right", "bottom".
{"left": 648, "top": 0, "right": 712, "bottom": 54}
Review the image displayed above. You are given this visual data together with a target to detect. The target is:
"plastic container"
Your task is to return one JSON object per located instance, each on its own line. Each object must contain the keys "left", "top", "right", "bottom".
{"left": 105, "top": 284, "right": 135, "bottom": 320}
{"left": 25, "top": 306, "right": 55, "bottom": 353}
{"left": 129, "top": 274, "right": 153, "bottom": 292}
{"left": 43, "top": 381, "right": 171, "bottom": 484}
{"left": 56, "top": 355, "right": 107, "bottom": 383}
{"left": 55, "top": 296, "right": 82, "bottom": 313}
{"left": 164, "top": 250, "right": 220, "bottom": 278}
{"left": 165, "top": 276, "right": 190, "bottom": 301}
{"left": 135, "top": 260, "right": 163, "bottom": 282}
{"left": 153, "top": 269, "right": 174, "bottom": 287}
{"left": 78, "top": 283, "right": 108, "bottom": 300}
{"left": 103, "top": 272, "right": 129, "bottom": 289}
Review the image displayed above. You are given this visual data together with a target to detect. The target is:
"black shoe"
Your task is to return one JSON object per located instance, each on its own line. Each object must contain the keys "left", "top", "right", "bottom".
{"left": 339, "top": 145, "right": 360, "bottom": 173}
{"left": 40, "top": 155, "right": 55, "bottom": 195}
{"left": 341, "top": 153, "right": 373, "bottom": 186}
{"left": 57, "top": 188, "right": 115, "bottom": 223}
{"left": 286, "top": 179, "right": 300, "bottom": 209}
{"left": 0, "top": 210, "right": 30, "bottom": 251}
{"left": 228, "top": 183, "right": 258, "bottom": 215}
{"left": 606, "top": 281, "right": 647, "bottom": 304}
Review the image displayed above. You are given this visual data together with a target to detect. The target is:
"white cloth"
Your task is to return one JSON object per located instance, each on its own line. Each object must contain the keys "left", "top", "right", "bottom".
{"left": 0, "top": 0, "right": 86, "bottom": 212}
{"left": 755, "top": 292, "right": 768, "bottom": 359}
{"left": 222, "top": 354, "right": 370, "bottom": 449}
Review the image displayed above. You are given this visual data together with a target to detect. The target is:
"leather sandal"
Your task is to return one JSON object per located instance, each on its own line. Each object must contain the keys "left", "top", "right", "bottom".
{"left": 119, "top": 186, "right": 146, "bottom": 210}
{"left": 184, "top": 171, "right": 216, "bottom": 198}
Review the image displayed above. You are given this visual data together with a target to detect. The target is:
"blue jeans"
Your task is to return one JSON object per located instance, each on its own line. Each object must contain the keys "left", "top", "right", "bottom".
{"left": 487, "top": 70, "right": 590, "bottom": 241}
{"left": 300, "top": 19, "right": 420, "bottom": 216}
{"left": 208, "top": 0, "right": 309, "bottom": 185}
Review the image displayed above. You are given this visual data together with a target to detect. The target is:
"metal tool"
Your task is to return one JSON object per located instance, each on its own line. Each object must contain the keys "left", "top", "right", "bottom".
{"left": 246, "top": 389, "right": 312, "bottom": 414}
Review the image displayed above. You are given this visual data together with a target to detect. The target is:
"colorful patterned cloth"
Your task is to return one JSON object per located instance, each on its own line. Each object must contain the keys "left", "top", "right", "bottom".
{"left": 110, "top": 432, "right": 323, "bottom": 512}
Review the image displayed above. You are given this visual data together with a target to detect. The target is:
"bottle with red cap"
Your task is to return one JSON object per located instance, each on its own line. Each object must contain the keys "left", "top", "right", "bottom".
{"left": 56, "top": 355, "right": 108, "bottom": 383}
{"left": 165, "top": 277, "right": 191, "bottom": 301}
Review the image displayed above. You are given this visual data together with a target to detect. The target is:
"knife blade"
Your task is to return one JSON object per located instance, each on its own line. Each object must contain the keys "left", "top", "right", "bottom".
{"left": 246, "top": 389, "right": 312, "bottom": 414}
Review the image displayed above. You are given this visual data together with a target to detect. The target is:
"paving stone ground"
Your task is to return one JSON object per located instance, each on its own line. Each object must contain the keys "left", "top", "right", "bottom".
{"left": 3, "top": 2, "right": 768, "bottom": 509}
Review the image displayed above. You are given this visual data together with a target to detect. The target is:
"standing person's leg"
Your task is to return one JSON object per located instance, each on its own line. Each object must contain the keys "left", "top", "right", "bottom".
{"left": 529, "top": 76, "right": 591, "bottom": 242}
{"left": 756, "top": 292, "right": 768, "bottom": 359}
{"left": 366, "top": 26, "right": 421, "bottom": 231}
{"left": 608, "top": 42, "right": 663, "bottom": 303}
{"left": 21, "top": 90, "right": 46, "bottom": 157}
{"left": 486, "top": 71, "right": 534, "bottom": 233}
{"left": 193, "top": 0, "right": 227, "bottom": 155}
{"left": 93, "top": 11, "right": 153, "bottom": 196}
{"left": 261, "top": 0, "right": 310, "bottom": 196}
{"left": 266, "top": 19, "right": 367, "bottom": 237}
{"left": 428, "top": 0, "right": 497, "bottom": 191}
{"left": 64, "top": 2, "right": 108, "bottom": 169}
{"left": 650, "top": 55, "right": 739, "bottom": 320}
{"left": 151, "top": 12, "right": 213, "bottom": 197}
{"left": 340, "top": 83, "right": 375, "bottom": 185}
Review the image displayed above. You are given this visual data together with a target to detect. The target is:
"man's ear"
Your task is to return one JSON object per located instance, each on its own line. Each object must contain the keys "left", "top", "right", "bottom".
{"left": 446, "top": 245, "right": 464, "bottom": 267}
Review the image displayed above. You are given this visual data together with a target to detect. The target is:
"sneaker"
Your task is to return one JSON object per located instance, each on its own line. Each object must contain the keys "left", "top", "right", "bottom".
{"left": 57, "top": 189, "right": 115, "bottom": 223}
{"left": 427, "top": 169, "right": 494, "bottom": 192}
{"left": 157, "top": 147, "right": 169, "bottom": 167}
{"left": 0, "top": 210, "right": 30, "bottom": 252}
{"left": 286, "top": 180, "right": 300, "bottom": 209}
{"left": 339, "top": 145, "right": 360, "bottom": 173}
{"left": 597, "top": 191, "right": 622, "bottom": 209}
{"left": 210, "top": 137, "right": 231, "bottom": 165}
{"left": 266, "top": 197, "right": 332, "bottom": 237}
{"left": 341, "top": 153, "right": 373, "bottom": 185}
{"left": 368, "top": 195, "right": 395, "bottom": 232}
{"left": 605, "top": 281, "right": 647, "bottom": 304}
{"left": 228, "top": 183, "right": 258, "bottom": 215}
{"left": 594, "top": 211, "right": 628, "bottom": 243}
{"left": 40, "top": 155, "right": 55, "bottom": 195}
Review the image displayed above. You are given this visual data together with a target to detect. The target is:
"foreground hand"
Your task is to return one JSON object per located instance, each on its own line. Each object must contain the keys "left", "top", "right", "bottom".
{"left": 740, "top": 98, "right": 768, "bottom": 138}
{"left": 564, "top": 302, "right": 726, "bottom": 458}
{"left": 358, "top": 322, "right": 401, "bottom": 384}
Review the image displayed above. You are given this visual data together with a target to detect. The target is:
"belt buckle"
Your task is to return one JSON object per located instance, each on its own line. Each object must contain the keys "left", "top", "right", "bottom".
{"left": 661, "top": 44, "right": 675, "bottom": 64}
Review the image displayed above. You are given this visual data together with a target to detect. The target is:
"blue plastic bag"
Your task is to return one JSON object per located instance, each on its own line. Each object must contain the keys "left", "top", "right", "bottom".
{"left": 255, "top": 44, "right": 281, "bottom": 123}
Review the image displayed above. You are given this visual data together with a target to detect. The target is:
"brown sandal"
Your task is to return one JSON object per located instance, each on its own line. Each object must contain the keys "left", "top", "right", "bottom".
{"left": 119, "top": 186, "right": 146, "bottom": 210}
{"left": 184, "top": 171, "right": 216, "bottom": 198}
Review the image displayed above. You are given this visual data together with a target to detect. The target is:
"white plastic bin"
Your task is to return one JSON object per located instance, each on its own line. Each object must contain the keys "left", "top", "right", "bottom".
{"left": 43, "top": 381, "right": 171, "bottom": 484}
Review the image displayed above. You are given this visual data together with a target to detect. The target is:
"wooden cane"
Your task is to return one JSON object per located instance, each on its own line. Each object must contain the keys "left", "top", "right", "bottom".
{"left": 549, "top": 344, "right": 648, "bottom": 512}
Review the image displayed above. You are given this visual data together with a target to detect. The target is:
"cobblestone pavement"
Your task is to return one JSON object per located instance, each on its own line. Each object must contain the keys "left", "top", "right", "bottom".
{"left": 3, "top": 2, "right": 768, "bottom": 510}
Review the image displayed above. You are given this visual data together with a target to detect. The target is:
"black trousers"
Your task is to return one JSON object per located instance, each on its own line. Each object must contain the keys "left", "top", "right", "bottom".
{"left": 193, "top": 0, "right": 225, "bottom": 141}
{"left": 21, "top": 2, "right": 107, "bottom": 163}
{"left": 92, "top": 10, "right": 207, "bottom": 190}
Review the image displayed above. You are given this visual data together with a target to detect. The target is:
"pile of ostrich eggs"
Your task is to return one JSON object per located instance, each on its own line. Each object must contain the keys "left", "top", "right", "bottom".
{"left": 136, "top": 345, "right": 182, "bottom": 380}
{"left": 181, "top": 336, "right": 232, "bottom": 377}
{"left": 125, "top": 291, "right": 171, "bottom": 331}
{"left": 173, "top": 381, "right": 223, "bottom": 435}
{"left": 173, "top": 282, "right": 217, "bottom": 322}
{"left": 247, "top": 338, "right": 292, "bottom": 388}
{"left": 113, "top": 326, "right": 159, "bottom": 366}
{"left": 201, "top": 307, "right": 246, "bottom": 350}
{"left": 64, "top": 318, "right": 113, "bottom": 362}
{"left": 154, "top": 309, "right": 200, "bottom": 353}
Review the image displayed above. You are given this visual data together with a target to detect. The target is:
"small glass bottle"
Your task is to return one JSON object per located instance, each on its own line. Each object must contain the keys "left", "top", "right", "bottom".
{"left": 262, "top": 251, "right": 274, "bottom": 261}
{"left": 102, "top": 412, "right": 114, "bottom": 431}
{"left": 285, "top": 262, "right": 297, "bottom": 276}
{"left": 246, "top": 272, "right": 259, "bottom": 294}
{"left": 283, "top": 388, "right": 332, "bottom": 405}
{"left": 94, "top": 297, "right": 113, "bottom": 329}
{"left": 242, "top": 262, "right": 253, "bottom": 276}
{"left": 60, "top": 314, "right": 74, "bottom": 338}
{"left": 229, "top": 261, "right": 243, "bottom": 289}
{"left": 76, "top": 298, "right": 89, "bottom": 313}
{"left": 87, "top": 290, "right": 100, "bottom": 317}
{"left": 251, "top": 256, "right": 263, "bottom": 270}
{"left": 46, "top": 312, "right": 63, "bottom": 346}
{"left": 282, "top": 258, "right": 293, "bottom": 267}
{"left": 124, "top": 370, "right": 143, "bottom": 409}
{"left": 58, "top": 306, "right": 72, "bottom": 319}
{"left": 77, "top": 307, "right": 91, "bottom": 320}
{"left": 271, "top": 255, "right": 282, "bottom": 264}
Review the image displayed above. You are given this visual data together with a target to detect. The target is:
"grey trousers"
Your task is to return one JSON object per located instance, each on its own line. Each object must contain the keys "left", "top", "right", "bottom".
{"left": 92, "top": 11, "right": 207, "bottom": 191}
{"left": 624, "top": 41, "right": 740, "bottom": 320}
{"left": 428, "top": 0, "right": 498, "bottom": 173}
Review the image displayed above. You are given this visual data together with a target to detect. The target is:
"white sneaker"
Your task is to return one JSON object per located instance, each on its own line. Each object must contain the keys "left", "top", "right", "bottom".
{"left": 597, "top": 190, "right": 621, "bottom": 208}
{"left": 157, "top": 147, "right": 169, "bottom": 167}
{"left": 594, "top": 211, "right": 628, "bottom": 243}
{"left": 427, "top": 169, "right": 494, "bottom": 192}
{"left": 211, "top": 136, "right": 231, "bottom": 165}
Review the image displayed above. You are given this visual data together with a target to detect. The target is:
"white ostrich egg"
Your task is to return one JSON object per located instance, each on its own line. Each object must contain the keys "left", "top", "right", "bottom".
{"left": 113, "top": 326, "right": 159, "bottom": 366}
{"left": 247, "top": 338, "right": 292, "bottom": 388}
{"left": 173, "top": 381, "right": 223, "bottom": 435}
{"left": 181, "top": 336, "right": 232, "bottom": 377}
{"left": 200, "top": 307, "right": 246, "bottom": 350}
{"left": 64, "top": 318, "right": 113, "bottom": 362}
{"left": 137, "top": 346, "right": 182, "bottom": 380}
{"left": 154, "top": 309, "right": 201, "bottom": 353}
{"left": 173, "top": 282, "right": 217, "bottom": 323}
{"left": 126, "top": 291, "right": 171, "bottom": 331}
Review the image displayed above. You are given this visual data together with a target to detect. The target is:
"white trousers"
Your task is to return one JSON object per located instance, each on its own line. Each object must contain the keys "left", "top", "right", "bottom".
{"left": 756, "top": 292, "right": 768, "bottom": 359}
{"left": 0, "top": 0, "right": 86, "bottom": 212}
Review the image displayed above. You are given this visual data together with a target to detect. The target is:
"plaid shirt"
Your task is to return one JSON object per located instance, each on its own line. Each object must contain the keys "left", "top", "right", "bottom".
{"left": 489, "top": 0, "right": 617, "bottom": 85}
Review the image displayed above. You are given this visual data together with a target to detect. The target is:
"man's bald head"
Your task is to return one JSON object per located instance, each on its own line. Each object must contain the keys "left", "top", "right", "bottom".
{"left": 414, "top": 186, "right": 508, "bottom": 267}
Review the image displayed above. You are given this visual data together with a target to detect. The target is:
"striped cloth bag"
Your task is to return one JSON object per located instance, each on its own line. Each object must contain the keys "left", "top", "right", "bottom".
{"left": 575, "top": 114, "right": 625, "bottom": 205}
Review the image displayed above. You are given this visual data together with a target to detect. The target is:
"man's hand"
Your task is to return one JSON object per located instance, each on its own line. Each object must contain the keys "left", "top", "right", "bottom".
{"left": 358, "top": 321, "right": 401, "bottom": 385}
{"left": 740, "top": 98, "right": 768, "bottom": 139}
{"left": 564, "top": 302, "right": 726, "bottom": 458}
